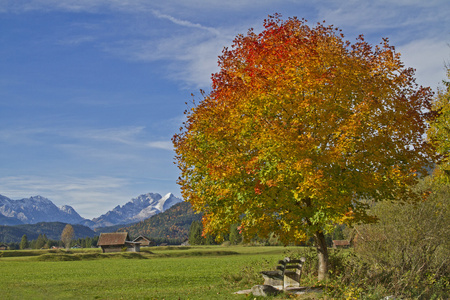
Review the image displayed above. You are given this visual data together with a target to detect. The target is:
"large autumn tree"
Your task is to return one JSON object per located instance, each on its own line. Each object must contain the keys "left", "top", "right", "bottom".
{"left": 173, "top": 15, "right": 434, "bottom": 280}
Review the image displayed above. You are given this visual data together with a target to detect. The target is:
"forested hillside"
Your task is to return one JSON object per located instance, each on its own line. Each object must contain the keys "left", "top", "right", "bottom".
{"left": 94, "top": 223, "right": 137, "bottom": 234}
{"left": 0, "top": 222, "right": 96, "bottom": 243}
{"left": 0, "top": 213, "right": 23, "bottom": 226}
{"left": 119, "top": 201, "right": 202, "bottom": 240}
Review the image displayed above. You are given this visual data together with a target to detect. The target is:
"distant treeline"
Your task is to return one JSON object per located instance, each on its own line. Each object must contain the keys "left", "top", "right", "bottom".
{"left": 7, "top": 234, "right": 99, "bottom": 250}
{"left": 0, "top": 222, "right": 96, "bottom": 243}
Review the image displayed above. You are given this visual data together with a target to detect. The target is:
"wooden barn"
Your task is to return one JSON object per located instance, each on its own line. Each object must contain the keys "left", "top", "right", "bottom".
{"left": 332, "top": 240, "right": 350, "bottom": 248}
{"left": 97, "top": 232, "right": 140, "bottom": 253}
{"left": 133, "top": 235, "right": 155, "bottom": 247}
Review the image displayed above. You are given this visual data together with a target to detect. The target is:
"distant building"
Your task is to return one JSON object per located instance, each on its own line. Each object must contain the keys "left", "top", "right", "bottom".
{"left": 97, "top": 232, "right": 140, "bottom": 253}
{"left": 0, "top": 244, "right": 8, "bottom": 250}
{"left": 132, "top": 235, "right": 155, "bottom": 247}
{"left": 332, "top": 240, "right": 350, "bottom": 248}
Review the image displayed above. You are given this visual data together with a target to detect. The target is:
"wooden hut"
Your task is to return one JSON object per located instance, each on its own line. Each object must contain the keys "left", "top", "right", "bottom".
{"left": 0, "top": 243, "right": 8, "bottom": 250}
{"left": 97, "top": 232, "right": 140, "bottom": 253}
{"left": 132, "top": 235, "right": 155, "bottom": 247}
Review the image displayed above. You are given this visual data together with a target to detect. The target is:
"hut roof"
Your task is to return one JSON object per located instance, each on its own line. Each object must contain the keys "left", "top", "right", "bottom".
{"left": 133, "top": 235, "right": 152, "bottom": 242}
{"left": 333, "top": 240, "right": 350, "bottom": 246}
{"left": 97, "top": 232, "right": 130, "bottom": 246}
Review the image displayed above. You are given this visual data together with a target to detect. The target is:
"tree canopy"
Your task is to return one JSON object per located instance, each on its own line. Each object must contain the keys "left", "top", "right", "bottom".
{"left": 173, "top": 15, "right": 434, "bottom": 279}
{"left": 61, "top": 224, "right": 74, "bottom": 250}
{"left": 20, "top": 234, "right": 28, "bottom": 250}
{"left": 428, "top": 66, "right": 450, "bottom": 182}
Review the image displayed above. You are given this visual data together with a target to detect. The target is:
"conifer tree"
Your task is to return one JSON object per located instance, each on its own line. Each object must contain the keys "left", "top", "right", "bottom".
{"left": 35, "top": 234, "right": 46, "bottom": 249}
{"left": 20, "top": 234, "right": 28, "bottom": 250}
{"left": 188, "top": 221, "right": 203, "bottom": 245}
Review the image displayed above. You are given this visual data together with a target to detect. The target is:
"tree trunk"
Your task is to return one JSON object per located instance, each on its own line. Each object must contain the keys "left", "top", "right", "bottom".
{"left": 314, "top": 230, "right": 329, "bottom": 281}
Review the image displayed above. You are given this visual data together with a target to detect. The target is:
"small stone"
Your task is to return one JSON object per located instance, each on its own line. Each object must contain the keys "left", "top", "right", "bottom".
{"left": 251, "top": 285, "right": 281, "bottom": 297}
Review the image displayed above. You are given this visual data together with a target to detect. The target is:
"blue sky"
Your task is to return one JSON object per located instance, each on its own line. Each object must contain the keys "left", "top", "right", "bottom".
{"left": 0, "top": 0, "right": 449, "bottom": 219}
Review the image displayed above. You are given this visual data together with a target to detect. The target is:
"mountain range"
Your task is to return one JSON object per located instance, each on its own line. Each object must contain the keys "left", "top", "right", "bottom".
{"left": 0, "top": 193, "right": 183, "bottom": 229}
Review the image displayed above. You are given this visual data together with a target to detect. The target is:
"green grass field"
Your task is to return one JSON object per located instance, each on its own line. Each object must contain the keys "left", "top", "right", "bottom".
{"left": 0, "top": 246, "right": 307, "bottom": 299}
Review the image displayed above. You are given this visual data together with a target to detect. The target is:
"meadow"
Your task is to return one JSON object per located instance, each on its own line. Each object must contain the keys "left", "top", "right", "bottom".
{"left": 0, "top": 246, "right": 309, "bottom": 300}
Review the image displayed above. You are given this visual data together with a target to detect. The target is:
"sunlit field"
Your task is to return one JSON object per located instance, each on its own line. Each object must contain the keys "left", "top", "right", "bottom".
{"left": 0, "top": 246, "right": 304, "bottom": 299}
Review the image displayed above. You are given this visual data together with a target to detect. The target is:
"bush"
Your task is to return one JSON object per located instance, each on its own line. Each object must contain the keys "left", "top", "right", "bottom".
{"left": 351, "top": 194, "right": 449, "bottom": 299}
{"left": 221, "top": 241, "right": 231, "bottom": 247}
{"left": 279, "top": 180, "right": 449, "bottom": 299}
{"left": 314, "top": 181, "right": 450, "bottom": 299}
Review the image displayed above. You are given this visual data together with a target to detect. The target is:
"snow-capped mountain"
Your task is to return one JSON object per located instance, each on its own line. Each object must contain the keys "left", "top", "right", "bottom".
{"left": 0, "top": 193, "right": 183, "bottom": 229}
{"left": 0, "top": 194, "right": 85, "bottom": 224}
{"left": 90, "top": 193, "right": 183, "bottom": 228}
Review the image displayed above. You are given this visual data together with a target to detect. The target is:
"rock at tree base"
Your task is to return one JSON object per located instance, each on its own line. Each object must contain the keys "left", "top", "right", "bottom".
{"left": 251, "top": 285, "right": 281, "bottom": 297}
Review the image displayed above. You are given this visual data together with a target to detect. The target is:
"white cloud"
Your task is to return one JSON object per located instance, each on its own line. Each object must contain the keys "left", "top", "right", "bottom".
{"left": 57, "top": 143, "right": 140, "bottom": 161}
{"left": 0, "top": 175, "right": 132, "bottom": 219}
{"left": 105, "top": 37, "right": 221, "bottom": 88}
{"left": 0, "top": 128, "right": 49, "bottom": 145}
{"left": 58, "top": 35, "right": 96, "bottom": 46}
{"left": 100, "top": 12, "right": 233, "bottom": 88}
{"left": 74, "top": 127, "right": 175, "bottom": 152}
{"left": 313, "top": 1, "right": 450, "bottom": 91}
{"left": 398, "top": 39, "right": 449, "bottom": 90}
{"left": 163, "top": 35, "right": 228, "bottom": 88}
{"left": 317, "top": 0, "right": 448, "bottom": 33}
{"left": 146, "top": 141, "right": 173, "bottom": 151}
{"left": 77, "top": 126, "right": 146, "bottom": 145}
{"left": 0, "top": 126, "right": 173, "bottom": 150}
{"left": 1, "top": 0, "right": 278, "bottom": 14}
{"left": 151, "top": 9, "right": 220, "bottom": 36}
